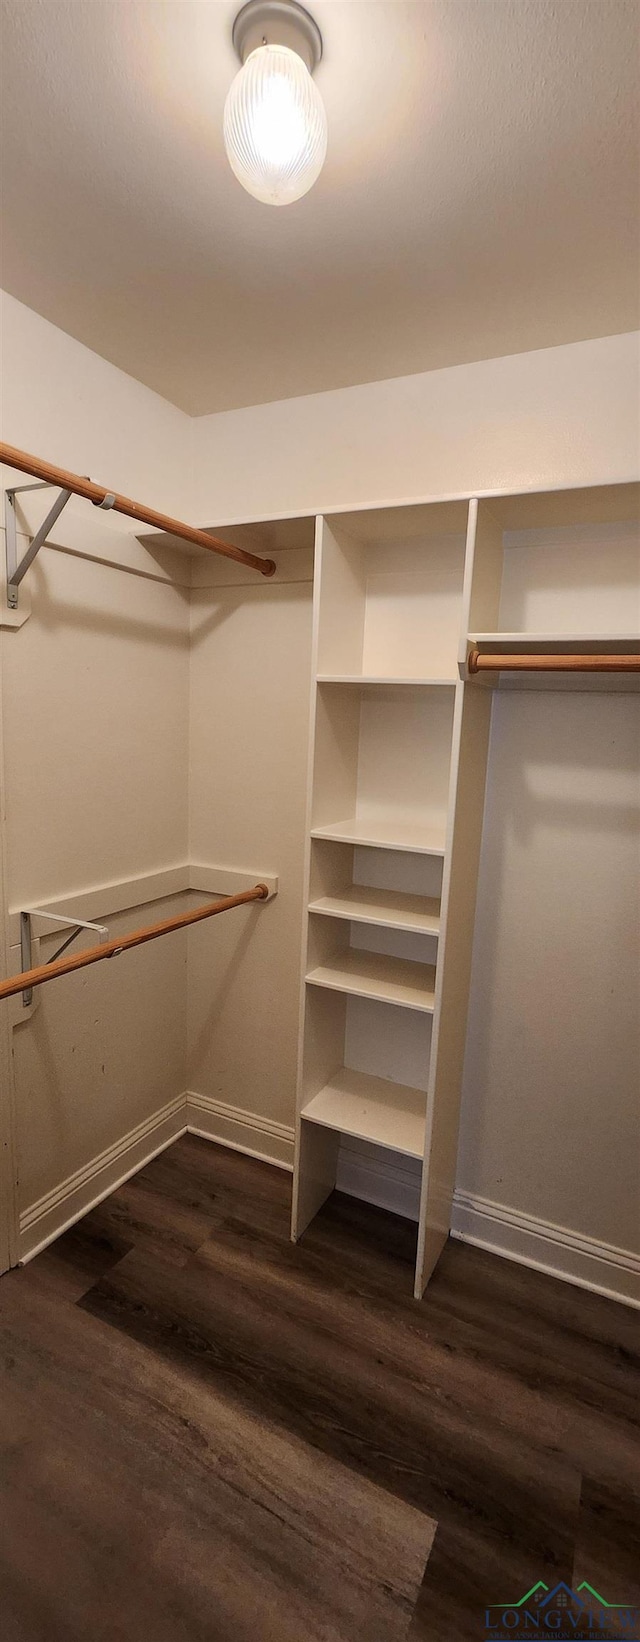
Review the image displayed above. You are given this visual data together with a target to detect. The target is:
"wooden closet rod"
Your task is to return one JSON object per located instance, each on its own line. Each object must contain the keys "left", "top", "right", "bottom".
{"left": 0, "top": 885, "right": 269, "bottom": 1003}
{"left": 468, "top": 649, "right": 640, "bottom": 674}
{"left": 0, "top": 442, "right": 276, "bottom": 577}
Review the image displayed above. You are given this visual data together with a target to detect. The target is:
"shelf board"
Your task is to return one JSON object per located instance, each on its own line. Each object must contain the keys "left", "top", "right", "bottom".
{"left": 316, "top": 675, "right": 457, "bottom": 688}
{"left": 308, "top": 886, "right": 441, "bottom": 936}
{"left": 311, "top": 817, "right": 447, "bottom": 856}
{"left": 301, "top": 1068, "right": 426, "bottom": 1158}
{"left": 306, "top": 948, "right": 436, "bottom": 1012}
{"left": 469, "top": 633, "right": 640, "bottom": 649}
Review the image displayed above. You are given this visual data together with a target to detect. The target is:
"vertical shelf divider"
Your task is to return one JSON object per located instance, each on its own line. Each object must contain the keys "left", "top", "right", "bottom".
{"left": 291, "top": 515, "right": 332, "bottom": 1239}
{"left": 415, "top": 497, "right": 497, "bottom": 1294}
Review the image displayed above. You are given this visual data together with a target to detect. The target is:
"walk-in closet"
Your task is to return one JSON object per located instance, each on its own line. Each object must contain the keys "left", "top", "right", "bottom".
{"left": 1, "top": 2, "right": 638, "bottom": 1637}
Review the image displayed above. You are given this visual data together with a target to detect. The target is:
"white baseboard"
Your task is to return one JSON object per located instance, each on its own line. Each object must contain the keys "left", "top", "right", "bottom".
{"left": 16, "top": 1090, "right": 292, "bottom": 1265}
{"left": 185, "top": 1091, "right": 294, "bottom": 1170}
{"left": 336, "top": 1137, "right": 422, "bottom": 1221}
{"left": 335, "top": 1140, "right": 640, "bottom": 1308}
{"left": 17, "top": 1094, "right": 640, "bottom": 1310}
{"left": 451, "top": 1190, "right": 640, "bottom": 1310}
{"left": 19, "top": 1094, "right": 186, "bottom": 1263}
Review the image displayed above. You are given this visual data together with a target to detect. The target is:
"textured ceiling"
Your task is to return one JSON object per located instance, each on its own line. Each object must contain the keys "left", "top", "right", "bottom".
{"left": 1, "top": 0, "right": 638, "bottom": 415}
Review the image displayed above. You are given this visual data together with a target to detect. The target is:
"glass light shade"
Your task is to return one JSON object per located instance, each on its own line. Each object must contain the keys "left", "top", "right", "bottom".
{"left": 223, "top": 44, "right": 327, "bottom": 206}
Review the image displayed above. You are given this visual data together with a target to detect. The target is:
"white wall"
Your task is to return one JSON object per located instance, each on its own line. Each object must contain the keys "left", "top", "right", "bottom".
{"left": 0, "top": 293, "right": 193, "bottom": 1260}
{"left": 192, "top": 332, "right": 639, "bottom": 523}
{"left": 457, "top": 689, "right": 640, "bottom": 1252}
{"left": 2, "top": 291, "right": 193, "bottom": 514}
{"left": 187, "top": 569, "right": 313, "bottom": 1150}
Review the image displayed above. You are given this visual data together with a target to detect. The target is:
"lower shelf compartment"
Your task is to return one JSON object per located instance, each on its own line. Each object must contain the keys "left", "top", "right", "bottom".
{"left": 301, "top": 1067, "right": 426, "bottom": 1157}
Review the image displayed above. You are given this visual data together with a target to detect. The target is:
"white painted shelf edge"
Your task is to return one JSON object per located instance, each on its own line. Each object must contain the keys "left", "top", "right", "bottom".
{"left": 310, "top": 818, "right": 447, "bottom": 855}
{"left": 301, "top": 1067, "right": 426, "bottom": 1158}
{"left": 469, "top": 632, "right": 640, "bottom": 646}
{"left": 316, "top": 675, "right": 458, "bottom": 687}
{"left": 306, "top": 949, "right": 436, "bottom": 1012}
{"left": 308, "top": 888, "right": 441, "bottom": 936}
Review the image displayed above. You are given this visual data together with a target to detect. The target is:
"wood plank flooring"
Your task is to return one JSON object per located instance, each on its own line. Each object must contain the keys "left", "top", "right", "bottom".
{"left": 1, "top": 1134, "right": 638, "bottom": 1641}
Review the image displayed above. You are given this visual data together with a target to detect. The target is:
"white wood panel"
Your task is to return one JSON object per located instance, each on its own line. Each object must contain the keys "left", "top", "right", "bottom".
{"left": 310, "top": 681, "right": 361, "bottom": 831}
{"left": 460, "top": 498, "right": 503, "bottom": 664}
{"left": 291, "top": 515, "right": 340, "bottom": 1240}
{"left": 306, "top": 950, "right": 436, "bottom": 1012}
{"left": 457, "top": 690, "right": 640, "bottom": 1257}
{"left": 0, "top": 653, "right": 18, "bottom": 1272}
{"left": 415, "top": 681, "right": 493, "bottom": 1296}
{"left": 498, "top": 521, "right": 640, "bottom": 636}
{"left": 315, "top": 519, "right": 366, "bottom": 676}
{"left": 349, "top": 919, "right": 435, "bottom": 963}
{"left": 488, "top": 482, "right": 640, "bottom": 532}
{"left": 292, "top": 1119, "right": 340, "bottom": 1240}
{"left": 344, "top": 994, "right": 432, "bottom": 1094}
{"left": 361, "top": 536, "right": 465, "bottom": 679}
{"left": 311, "top": 817, "right": 447, "bottom": 854}
{"left": 308, "top": 886, "right": 441, "bottom": 935}
{"left": 470, "top": 632, "right": 640, "bottom": 647}
{"left": 302, "top": 1068, "right": 426, "bottom": 1158}
{"left": 316, "top": 676, "right": 456, "bottom": 687}
{"left": 326, "top": 501, "right": 469, "bottom": 544}
{"left": 352, "top": 846, "right": 443, "bottom": 899}
{"left": 356, "top": 690, "right": 455, "bottom": 834}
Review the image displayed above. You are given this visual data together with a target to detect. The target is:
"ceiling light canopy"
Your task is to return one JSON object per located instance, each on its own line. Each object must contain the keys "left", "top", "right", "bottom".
{"left": 224, "top": 0, "right": 327, "bottom": 206}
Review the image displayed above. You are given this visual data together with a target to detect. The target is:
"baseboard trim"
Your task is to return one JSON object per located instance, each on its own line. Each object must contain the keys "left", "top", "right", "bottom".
{"left": 336, "top": 1137, "right": 421, "bottom": 1221}
{"left": 17, "top": 1096, "right": 640, "bottom": 1310}
{"left": 331, "top": 1140, "right": 640, "bottom": 1310}
{"left": 19, "top": 1095, "right": 187, "bottom": 1263}
{"left": 185, "top": 1091, "right": 294, "bottom": 1171}
{"left": 451, "top": 1190, "right": 640, "bottom": 1310}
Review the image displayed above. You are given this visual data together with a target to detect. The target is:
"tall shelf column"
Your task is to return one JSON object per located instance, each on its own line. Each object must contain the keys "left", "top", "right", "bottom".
{"left": 292, "top": 501, "right": 484, "bottom": 1295}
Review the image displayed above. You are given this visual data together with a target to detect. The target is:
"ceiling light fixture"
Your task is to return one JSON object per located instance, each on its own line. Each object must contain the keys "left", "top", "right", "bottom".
{"left": 224, "top": 0, "right": 327, "bottom": 206}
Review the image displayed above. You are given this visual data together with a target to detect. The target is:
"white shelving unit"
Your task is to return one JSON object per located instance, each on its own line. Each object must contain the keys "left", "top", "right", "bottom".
{"left": 291, "top": 481, "right": 640, "bottom": 1298}
{"left": 292, "top": 501, "right": 480, "bottom": 1295}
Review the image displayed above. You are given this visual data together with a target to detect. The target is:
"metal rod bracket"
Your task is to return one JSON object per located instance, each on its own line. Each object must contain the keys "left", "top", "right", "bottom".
{"left": 5, "top": 482, "right": 73, "bottom": 608}
{"left": 19, "top": 909, "right": 109, "bottom": 1007}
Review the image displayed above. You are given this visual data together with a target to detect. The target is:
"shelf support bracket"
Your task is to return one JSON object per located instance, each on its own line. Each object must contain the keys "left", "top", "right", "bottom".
{"left": 5, "top": 482, "right": 75, "bottom": 609}
{"left": 19, "top": 910, "right": 109, "bottom": 1008}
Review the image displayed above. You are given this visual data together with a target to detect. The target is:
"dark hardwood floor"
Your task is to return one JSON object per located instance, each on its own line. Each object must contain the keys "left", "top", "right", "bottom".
{"left": 1, "top": 1135, "right": 638, "bottom": 1641}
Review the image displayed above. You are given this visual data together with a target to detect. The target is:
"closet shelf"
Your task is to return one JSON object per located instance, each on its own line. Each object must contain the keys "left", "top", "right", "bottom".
{"left": 316, "top": 675, "right": 457, "bottom": 688}
{"left": 306, "top": 949, "right": 436, "bottom": 1012}
{"left": 308, "top": 886, "right": 441, "bottom": 936}
{"left": 310, "top": 817, "right": 447, "bottom": 855}
{"left": 469, "top": 632, "right": 640, "bottom": 649}
{"left": 301, "top": 1068, "right": 426, "bottom": 1157}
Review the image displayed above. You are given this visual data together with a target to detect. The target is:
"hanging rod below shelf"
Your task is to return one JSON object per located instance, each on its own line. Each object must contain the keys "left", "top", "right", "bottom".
{"left": 0, "top": 442, "right": 276, "bottom": 578}
{"left": 0, "top": 884, "right": 269, "bottom": 1002}
{"left": 468, "top": 649, "right": 640, "bottom": 674}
